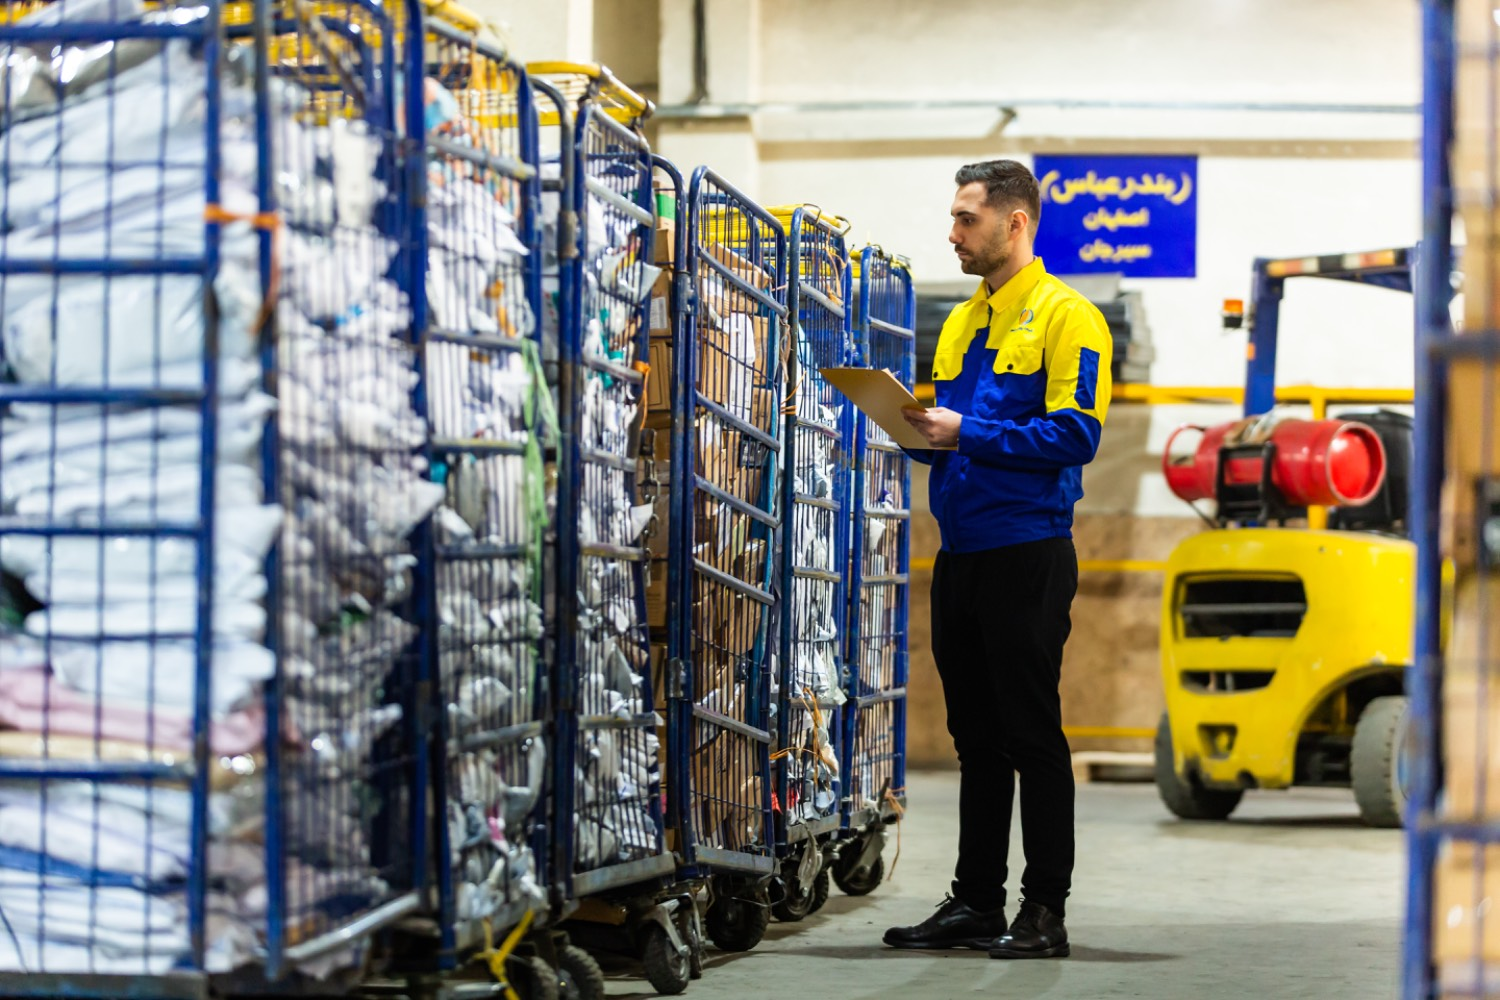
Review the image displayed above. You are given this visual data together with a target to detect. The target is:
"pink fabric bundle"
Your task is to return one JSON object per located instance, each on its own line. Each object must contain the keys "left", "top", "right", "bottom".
{"left": 0, "top": 668, "right": 264, "bottom": 755}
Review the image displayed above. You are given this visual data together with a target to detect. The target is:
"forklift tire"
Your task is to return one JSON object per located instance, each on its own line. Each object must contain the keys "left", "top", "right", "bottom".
{"left": 1352, "top": 695, "right": 1409, "bottom": 829}
{"left": 1154, "top": 714, "right": 1243, "bottom": 821}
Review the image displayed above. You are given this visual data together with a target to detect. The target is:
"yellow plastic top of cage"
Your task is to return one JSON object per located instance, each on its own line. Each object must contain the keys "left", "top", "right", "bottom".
{"left": 849, "top": 246, "right": 913, "bottom": 279}
{"left": 0, "top": 1, "right": 49, "bottom": 24}
{"left": 220, "top": 0, "right": 495, "bottom": 48}
{"left": 766, "top": 204, "right": 852, "bottom": 237}
{"left": 527, "top": 61, "right": 653, "bottom": 126}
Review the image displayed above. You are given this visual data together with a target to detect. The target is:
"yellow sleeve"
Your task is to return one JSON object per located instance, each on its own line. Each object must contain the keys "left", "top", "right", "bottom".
{"left": 1043, "top": 299, "right": 1113, "bottom": 426}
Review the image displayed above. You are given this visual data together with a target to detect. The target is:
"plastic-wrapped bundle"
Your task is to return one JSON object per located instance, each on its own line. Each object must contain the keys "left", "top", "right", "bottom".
{"left": 778, "top": 320, "right": 847, "bottom": 829}
{"left": 420, "top": 63, "right": 556, "bottom": 932}
{"left": 0, "top": 0, "right": 276, "bottom": 972}
{"left": 265, "top": 69, "right": 437, "bottom": 975}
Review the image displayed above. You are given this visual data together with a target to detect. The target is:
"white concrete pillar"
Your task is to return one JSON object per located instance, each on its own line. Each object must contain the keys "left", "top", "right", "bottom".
{"left": 655, "top": 0, "right": 762, "bottom": 196}
{"left": 466, "top": 0, "right": 594, "bottom": 63}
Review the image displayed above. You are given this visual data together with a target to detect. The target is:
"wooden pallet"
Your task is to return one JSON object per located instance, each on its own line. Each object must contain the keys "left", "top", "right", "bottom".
{"left": 1071, "top": 750, "right": 1154, "bottom": 784}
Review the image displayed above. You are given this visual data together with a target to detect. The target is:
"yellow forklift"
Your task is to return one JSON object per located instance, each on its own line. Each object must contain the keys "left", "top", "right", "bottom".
{"left": 1155, "top": 249, "right": 1415, "bottom": 828}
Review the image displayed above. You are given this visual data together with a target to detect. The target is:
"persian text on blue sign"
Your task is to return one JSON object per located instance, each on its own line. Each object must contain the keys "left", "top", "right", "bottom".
{"left": 1032, "top": 155, "right": 1198, "bottom": 279}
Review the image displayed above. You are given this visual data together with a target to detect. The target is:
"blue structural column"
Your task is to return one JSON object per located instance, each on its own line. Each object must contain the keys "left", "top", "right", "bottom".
{"left": 1406, "top": 2, "right": 1456, "bottom": 998}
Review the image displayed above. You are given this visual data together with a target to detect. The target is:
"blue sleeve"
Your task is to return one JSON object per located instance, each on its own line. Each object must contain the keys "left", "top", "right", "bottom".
{"left": 900, "top": 445, "right": 935, "bottom": 466}
{"left": 956, "top": 408, "right": 1103, "bottom": 471}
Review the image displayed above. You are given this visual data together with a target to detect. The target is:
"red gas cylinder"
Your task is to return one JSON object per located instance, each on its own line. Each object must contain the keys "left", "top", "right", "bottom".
{"left": 1163, "top": 418, "right": 1387, "bottom": 507}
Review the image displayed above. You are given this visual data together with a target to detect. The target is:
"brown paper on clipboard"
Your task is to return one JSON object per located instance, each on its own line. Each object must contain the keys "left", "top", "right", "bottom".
{"left": 820, "top": 367, "right": 955, "bottom": 451}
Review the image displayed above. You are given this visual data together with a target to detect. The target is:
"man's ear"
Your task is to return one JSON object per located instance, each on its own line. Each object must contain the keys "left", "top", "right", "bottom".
{"left": 1010, "top": 209, "right": 1030, "bottom": 238}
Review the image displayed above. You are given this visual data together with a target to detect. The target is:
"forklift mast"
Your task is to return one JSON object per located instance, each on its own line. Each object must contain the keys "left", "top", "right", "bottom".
{"left": 1239, "top": 248, "right": 1415, "bottom": 417}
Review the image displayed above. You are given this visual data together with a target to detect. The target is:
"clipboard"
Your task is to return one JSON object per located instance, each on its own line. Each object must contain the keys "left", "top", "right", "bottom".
{"left": 820, "top": 367, "right": 955, "bottom": 451}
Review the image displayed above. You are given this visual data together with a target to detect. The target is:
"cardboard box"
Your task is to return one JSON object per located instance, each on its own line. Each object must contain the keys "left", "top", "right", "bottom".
{"left": 654, "top": 216, "right": 676, "bottom": 266}
{"left": 732, "top": 427, "right": 772, "bottom": 503}
{"left": 649, "top": 270, "right": 674, "bottom": 336}
{"left": 1460, "top": 205, "right": 1500, "bottom": 333}
{"left": 734, "top": 538, "right": 769, "bottom": 586}
{"left": 697, "top": 242, "right": 774, "bottom": 315}
{"left": 689, "top": 722, "right": 763, "bottom": 852}
{"left": 1443, "top": 671, "right": 1500, "bottom": 818}
{"left": 650, "top": 640, "right": 671, "bottom": 765}
{"left": 1443, "top": 576, "right": 1500, "bottom": 817}
{"left": 645, "top": 337, "right": 674, "bottom": 428}
{"left": 1434, "top": 843, "right": 1500, "bottom": 971}
{"left": 1447, "top": 357, "right": 1500, "bottom": 484}
{"left": 1458, "top": 0, "right": 1497, "bottom": 45}
{"left": 646, "top": 557, "right": 670, "bottom": 630}
{"left": 704, "top": 241, "right": 773, "bottom": 290}
{"left": 697, "top": 425, "right": 771, "bottom": 505}
{"left": 698, "top": 325, "right": 755, "bottom": 408}
{"left": 716, "top": 589, "right": 762, "bottom": 658}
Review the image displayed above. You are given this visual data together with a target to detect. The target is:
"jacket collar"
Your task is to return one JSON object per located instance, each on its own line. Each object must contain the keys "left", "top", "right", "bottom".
{"left": 967, "top": 256, "right": 1046, "bottom": 316}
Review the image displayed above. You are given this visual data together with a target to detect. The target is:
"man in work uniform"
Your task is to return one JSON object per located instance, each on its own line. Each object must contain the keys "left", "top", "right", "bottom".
{"left": 883, "top": 159, "right": 1112, "bottom": 960}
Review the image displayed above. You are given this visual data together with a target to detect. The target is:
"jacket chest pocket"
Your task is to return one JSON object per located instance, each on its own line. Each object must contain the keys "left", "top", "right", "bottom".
{"left": 975, "top": 331, "right": 1046, "bottom": 418}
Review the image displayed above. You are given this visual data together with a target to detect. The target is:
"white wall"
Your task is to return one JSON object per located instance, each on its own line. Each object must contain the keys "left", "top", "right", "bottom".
{"left": 470, "top": 0, "right": 1421, "bottom": 388}
{"left": 467, "top": 0, "right": 1424, "bottom": 513}
{"left": 465, "top": 0, "right": 594, "bottom": 62}
{"left": 755, "top": 0, "right": 1415, "bottom": 107}
{"left": 743, "top": 0, "right": 1423, "bottom": 390}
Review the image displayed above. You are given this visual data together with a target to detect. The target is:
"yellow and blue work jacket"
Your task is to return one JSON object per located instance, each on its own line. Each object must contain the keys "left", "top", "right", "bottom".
{"left": 910, "top": 257, "right": 1112, "bottom": 553}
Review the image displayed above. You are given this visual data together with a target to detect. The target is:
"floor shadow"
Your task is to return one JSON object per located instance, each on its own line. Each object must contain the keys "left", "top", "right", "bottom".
{"left": 1066, "top": 944, "right": 1180, "bottom": 963}
{"left": 1156, "top": 815, "right": 1374, "bottom": 834}
{"left": 753, "top": 943, "right": 992, "bottom": 961}
{"left": 1228, "top": 815, "right": 1380, "bottom": 829}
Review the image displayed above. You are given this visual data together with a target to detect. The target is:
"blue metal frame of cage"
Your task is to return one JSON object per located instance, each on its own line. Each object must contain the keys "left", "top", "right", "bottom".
{"left": 545, "top": 80, "right": 676, "bottom": 903}
{"left": 254, "top": 0, "right": 434, "bottom": 985}
{"left": 1407, "top": 1, "right": 1456, "bottom": 997}
{"left": 0, "top": 0, "right": 437, "bottom": 995}
{"left": 666, "top": 167, "right": 786, "bottom": 882}
{"left": 416, "top": 20, "right": 557, "bottom": 967}
{"left": 774, "top": 207, "right": 856, "bottom": 855}
{"left": 841, "top": 247, "right": 915, "bottom": 834}
{"left": 0, "top": 1, "right": 226, "bottom": 994}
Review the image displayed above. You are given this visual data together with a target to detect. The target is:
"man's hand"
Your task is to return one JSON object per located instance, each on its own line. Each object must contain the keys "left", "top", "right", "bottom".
{"left": 902, "top": 406, "right": 962, "bottom": 448}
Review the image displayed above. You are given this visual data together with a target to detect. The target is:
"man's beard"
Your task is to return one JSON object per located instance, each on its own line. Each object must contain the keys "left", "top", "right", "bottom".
{"left": 959, "top": 237, "right": 1009, "bottom": 276}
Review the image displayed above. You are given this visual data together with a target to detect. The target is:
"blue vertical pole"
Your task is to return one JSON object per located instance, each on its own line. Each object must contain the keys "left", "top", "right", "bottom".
{"left": 550, "top": 92, "right": 584, "bottom": 906}
{"left": 189, "top": 0, "right": 224, "bottom": 971}
{"left": 655, "top": 155, "right": 691, "bottom": 860}
{"left": 895, "top": 262, "right": 915, "bottom": 799}
{"left": 250, "top": 0, "right": 287, "bottom": 977}
{"left": 1407, "top": 2, "right": 1456, "bottom": 997}
{"left": 401, "top": 0, "right": 448, "bottom": 968}
{"left": 842, "top": 247, "right": 873, "bottom": 832}
{"left": 1243, "top": 261, "right": 1282, "bottom": 417}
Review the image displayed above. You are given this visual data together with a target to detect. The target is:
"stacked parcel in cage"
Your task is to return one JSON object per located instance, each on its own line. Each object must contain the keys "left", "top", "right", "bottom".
{"left": 1435, "top": 0, "right": 1500, "bottom": 992}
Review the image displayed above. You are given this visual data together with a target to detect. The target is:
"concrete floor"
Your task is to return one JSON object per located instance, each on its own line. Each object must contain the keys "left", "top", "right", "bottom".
{"left": 603, "top": 770, "right": 1405, "bottom": 999}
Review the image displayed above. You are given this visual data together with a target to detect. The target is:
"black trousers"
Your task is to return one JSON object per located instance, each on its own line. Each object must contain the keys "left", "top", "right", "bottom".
{"left": 932, "top": 537, "right": 1078, "bottom": 916}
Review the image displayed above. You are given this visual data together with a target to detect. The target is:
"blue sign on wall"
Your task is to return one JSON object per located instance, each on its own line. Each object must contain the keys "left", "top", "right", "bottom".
{"left": 1032, "top": 155, "right": 1198, "bottom": 278}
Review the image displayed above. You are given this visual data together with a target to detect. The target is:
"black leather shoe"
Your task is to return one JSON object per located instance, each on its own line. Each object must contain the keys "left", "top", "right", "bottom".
{"left": 988, "top": 900, "right": 1070, "bottom": 959}
{"left": 883, "top": 894, "right": 1008, "bottom": 950}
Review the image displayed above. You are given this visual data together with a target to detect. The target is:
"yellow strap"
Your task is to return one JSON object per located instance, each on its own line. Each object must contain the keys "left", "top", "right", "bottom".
{"left": 476, "top": 909, "right": 537, "bottom": 1000}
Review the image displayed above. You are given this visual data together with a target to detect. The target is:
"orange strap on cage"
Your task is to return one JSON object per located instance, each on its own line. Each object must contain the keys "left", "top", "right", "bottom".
{"left": 204, "top": 206, "right": 280, "bottom": 230}
{"left": 205, "top": 205, "right": 282, "bottom": 335}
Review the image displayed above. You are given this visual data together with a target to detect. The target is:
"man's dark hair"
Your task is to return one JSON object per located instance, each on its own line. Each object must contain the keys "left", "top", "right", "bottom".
{"left": 955, "top": 160, "right": 1040, "bottom": 235}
